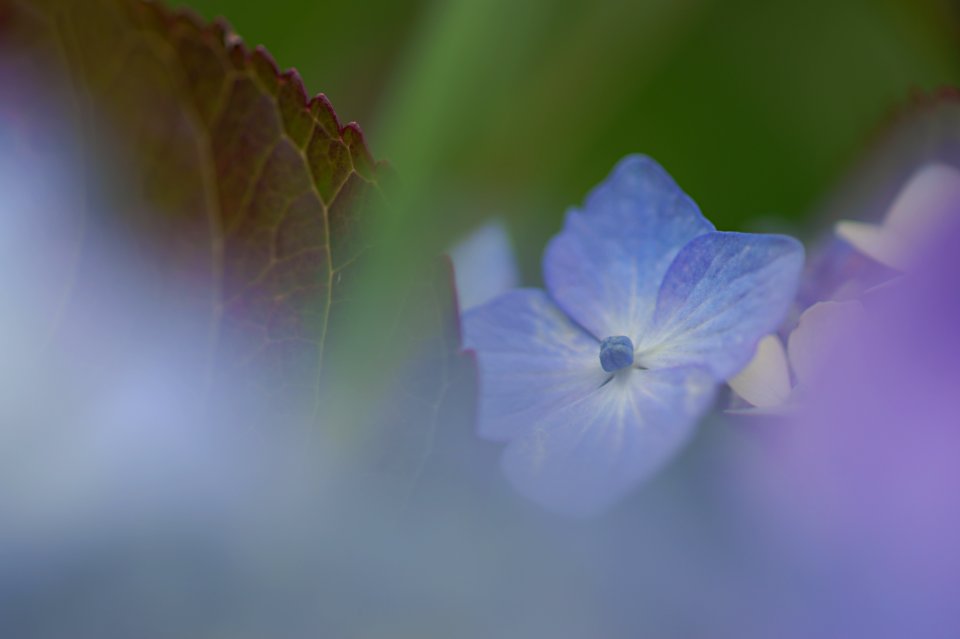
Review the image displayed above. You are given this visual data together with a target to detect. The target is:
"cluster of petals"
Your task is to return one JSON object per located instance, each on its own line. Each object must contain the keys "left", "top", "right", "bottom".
{"left": 732, "top": 162, "right": 960, "bottom": 412}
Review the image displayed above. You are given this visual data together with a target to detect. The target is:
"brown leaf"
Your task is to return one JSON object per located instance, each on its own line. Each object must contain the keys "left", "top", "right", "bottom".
{"left": 1, "top": 0, "right": 469, "bottom": 437}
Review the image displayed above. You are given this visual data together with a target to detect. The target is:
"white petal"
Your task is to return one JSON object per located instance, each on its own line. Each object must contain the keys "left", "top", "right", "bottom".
{"left": 727, "top": 334, "right": 791, "bottom": 408}
{"left": 835, "top": 163, "right": 960, "bottom": 270}
{"left": 834, "top": 220, "right": 907, "bottom": 270}
{"left": 885, "top": 163, "right": 960, "bottom": 233}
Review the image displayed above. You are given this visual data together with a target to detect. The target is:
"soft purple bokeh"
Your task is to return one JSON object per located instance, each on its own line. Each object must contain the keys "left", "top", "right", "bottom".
{"left": 739, "top": 199, "right": 960, "bottom": 638}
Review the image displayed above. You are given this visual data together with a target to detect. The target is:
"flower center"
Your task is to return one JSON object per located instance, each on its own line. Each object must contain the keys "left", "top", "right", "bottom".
{"left": 599, "top": 335, "right": 635, "bottom": 372}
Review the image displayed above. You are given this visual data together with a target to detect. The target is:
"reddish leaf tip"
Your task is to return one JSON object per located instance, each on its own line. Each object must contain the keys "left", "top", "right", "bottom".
{"left": 279, "top": 69, "right": 309, "bottom": 105}
{"left": 210, "top": 16, "right": 233, "bottom": 41}
{"left": 251, "top": 46, "right": 281, "bottom": 93}
{"left": 169, "top": 4, "right": 205, "bottom": 31}
{"left": 342, "top": 123, "right": 376, "bottom": 179}
{"left": 309, "top": 93, "right": 344, "bottom": 136}
{"left": 227, "top": 40, "right": 248, "bottom": 70}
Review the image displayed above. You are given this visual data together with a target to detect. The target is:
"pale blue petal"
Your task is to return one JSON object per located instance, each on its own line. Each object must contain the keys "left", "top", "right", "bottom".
{"left": 462, "top": 289, "right": 608, "bottom": 442}
{"left": 640, "top": 232, "right": 804, "bottom": 379}
{"left": 543, "top": 155, "right": 714, "bottom": 341}
{"left": 500, "top": 366, "right": 716, "bottom": 517}
{"left": 449, "top": 218, "right": 519, "bottom": 311}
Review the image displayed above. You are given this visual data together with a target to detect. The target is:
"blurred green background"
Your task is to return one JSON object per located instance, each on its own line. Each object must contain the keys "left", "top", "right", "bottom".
{"left": 176, "top": 0, "right": 958, "bottom": 279}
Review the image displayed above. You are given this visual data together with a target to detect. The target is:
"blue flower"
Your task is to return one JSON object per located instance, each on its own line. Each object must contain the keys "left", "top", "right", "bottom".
{"left": 462, "top": 155, "right": 804, "bottom": 516}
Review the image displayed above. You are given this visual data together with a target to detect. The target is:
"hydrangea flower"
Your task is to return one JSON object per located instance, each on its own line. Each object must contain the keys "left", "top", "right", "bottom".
{"left": 462, "top": 155, "right": 804, "bottom": 516}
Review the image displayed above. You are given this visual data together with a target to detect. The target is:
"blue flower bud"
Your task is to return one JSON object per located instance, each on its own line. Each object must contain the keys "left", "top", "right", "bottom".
{"left": 599, "top": 335, "right": 635, "bottom": 372}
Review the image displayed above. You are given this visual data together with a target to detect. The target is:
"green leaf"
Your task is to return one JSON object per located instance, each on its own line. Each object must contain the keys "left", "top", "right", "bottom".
{"left": 367, "top": 258, "right": 480, "bottom": 502}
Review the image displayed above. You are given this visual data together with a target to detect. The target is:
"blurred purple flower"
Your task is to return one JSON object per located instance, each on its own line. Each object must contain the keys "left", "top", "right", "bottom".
{"left": 733, "top": 164, "right": 960, "bottom": 412}
{"left": 463, "top": 155, "right": 804, "bottom": 516}
{"left": 743, "top": 198, "right": 960, "bottom": 638}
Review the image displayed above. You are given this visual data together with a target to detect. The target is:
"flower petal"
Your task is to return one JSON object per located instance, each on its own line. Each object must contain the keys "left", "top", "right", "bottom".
{"left": 500, "top": 366, "right": 716, "bottom": 517}
{"left": 787, "top": 300, "right": 864, "bottom": 387}
{"left": 543, "top": 155, "right": 714, "bottom": 340}
{"left": 727, "top": 334, "right": 792, "bottom": 408}
{"left": 835, "top": 163, "right": 960, "bottom": 271}
{"left": 835, "top": 220, "right": 906, "bottom": 270}
{"left": 884, "top": 163, "right": 960, "bottom": 233}
{"left": 462, "top": 289, "right": 607, "bottom": 442}
{"left": 449, "top": 218, "right": 519, "bottom": 311}
{"left": 641, "top": 232, "right": 804, "bottom": 379}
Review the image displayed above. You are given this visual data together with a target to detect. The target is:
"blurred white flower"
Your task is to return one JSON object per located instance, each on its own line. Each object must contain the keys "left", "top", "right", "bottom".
{"left": 728, "top": 301, "right": 863, "bottom": 411}
{"left": 835, "top": 163, "right": 960, "bottom": 270}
